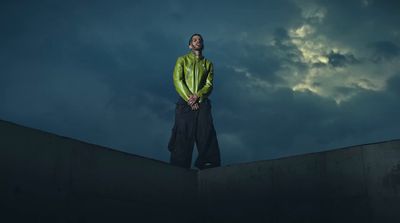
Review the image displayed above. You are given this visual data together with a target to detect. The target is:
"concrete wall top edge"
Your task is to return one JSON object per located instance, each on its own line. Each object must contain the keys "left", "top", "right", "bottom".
{"left": 0, "top": 118, "right": 195, "bottom": 172}
{"left": 202, "top": 139, "right": 400, "bottom": 171}
{"left": 3, "top": 118, "right": 399, "bottom": 173}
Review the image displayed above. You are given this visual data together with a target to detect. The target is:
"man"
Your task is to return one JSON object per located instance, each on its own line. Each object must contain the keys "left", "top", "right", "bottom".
{"left": 168, "top": 33, "right": 221, "bottom": 170}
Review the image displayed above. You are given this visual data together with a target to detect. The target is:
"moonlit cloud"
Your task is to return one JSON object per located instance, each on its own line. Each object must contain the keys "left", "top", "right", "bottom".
{"left": 250, "top": 1, "right": 400, "bottom": 104}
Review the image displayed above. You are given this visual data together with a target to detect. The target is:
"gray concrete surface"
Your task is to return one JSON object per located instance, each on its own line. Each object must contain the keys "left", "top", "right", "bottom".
{"left": 198, "top": 140, "right": 400, "bottom": 223}
{"left": 0, "top": 120, "right": 199, "bottom": 223}
{"left": 1, "top": 118, "right": 400, "bottom": 222}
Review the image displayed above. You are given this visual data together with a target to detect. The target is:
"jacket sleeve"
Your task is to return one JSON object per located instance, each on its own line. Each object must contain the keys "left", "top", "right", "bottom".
{"left": 197, "top": 62, "right": 214, "bottom": 100}
{"left": 173, "top": 57, "right": 192, "bottom": 102}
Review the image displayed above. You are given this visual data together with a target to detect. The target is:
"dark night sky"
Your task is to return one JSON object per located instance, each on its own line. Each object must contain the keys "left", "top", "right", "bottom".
{"left": 1, "top": 0, "right": 400, "bottom": 165}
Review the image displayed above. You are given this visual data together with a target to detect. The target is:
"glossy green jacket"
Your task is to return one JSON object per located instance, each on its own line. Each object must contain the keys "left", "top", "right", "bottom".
{"left": 173, "top": 51, "right": 214, "bottom": 103}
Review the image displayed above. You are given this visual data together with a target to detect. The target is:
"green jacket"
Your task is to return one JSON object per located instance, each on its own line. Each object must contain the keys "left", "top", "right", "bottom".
{"left": 173, "top": 51, "right": 214, "bottom": 103}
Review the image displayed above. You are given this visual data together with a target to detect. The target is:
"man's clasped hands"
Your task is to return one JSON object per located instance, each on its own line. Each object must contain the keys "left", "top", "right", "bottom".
{"left": 188, "top": 94, "right": 200, "bottom": 110}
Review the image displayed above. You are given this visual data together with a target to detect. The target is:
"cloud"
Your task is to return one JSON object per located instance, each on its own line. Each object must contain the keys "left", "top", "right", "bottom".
{"left": 1, "top": 0, "right": 400, "bottom": 166}
{"left": 326, "top": 51, "right": 359, "bottom": 67}
{"left": 206, "top": 0, "right": 400, "bottom": 163}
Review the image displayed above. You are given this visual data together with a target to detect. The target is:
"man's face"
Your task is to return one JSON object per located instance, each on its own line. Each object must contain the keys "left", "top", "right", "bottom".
{"left": 189, "top": 35, "right": 203, "bottom": 51}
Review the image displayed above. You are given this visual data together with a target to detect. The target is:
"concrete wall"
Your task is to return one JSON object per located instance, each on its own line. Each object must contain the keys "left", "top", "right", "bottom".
{"left": 2, "top": 118, "right": 400, "bottom": 223}
{"left": 198, "top": 140, "right": 400, "bottom": 223}
{"left": 0, "top": 120, "right": 199, "bottom": 223}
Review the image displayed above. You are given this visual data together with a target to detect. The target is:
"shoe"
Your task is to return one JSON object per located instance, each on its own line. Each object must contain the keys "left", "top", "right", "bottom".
{"left": 202, "top": 162, "right": 213, "bottom": 169}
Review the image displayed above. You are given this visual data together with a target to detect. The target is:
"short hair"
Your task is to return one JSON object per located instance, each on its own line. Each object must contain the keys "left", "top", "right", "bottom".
{"left": 188, "top": 33, "right": 203, "bottom": 45}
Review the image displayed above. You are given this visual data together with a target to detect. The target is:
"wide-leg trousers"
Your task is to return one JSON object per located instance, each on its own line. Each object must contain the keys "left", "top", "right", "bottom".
{"left": 168, "top": 97, "right": 221, "bottom": 170}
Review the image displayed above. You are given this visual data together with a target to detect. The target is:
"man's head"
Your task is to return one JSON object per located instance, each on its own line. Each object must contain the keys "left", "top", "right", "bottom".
{"left": 188, "top": 33, "right": 204, "bottom": 51}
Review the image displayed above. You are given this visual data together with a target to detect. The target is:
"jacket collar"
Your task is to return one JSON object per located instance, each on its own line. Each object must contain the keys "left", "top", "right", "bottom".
{"left": 188, "top": 50, "right": 204, "bottom": 60}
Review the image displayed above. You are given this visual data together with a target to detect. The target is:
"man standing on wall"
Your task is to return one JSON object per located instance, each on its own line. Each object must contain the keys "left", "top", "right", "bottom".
{"left": 168, "top": 33, "right": 221, "bottom": 170}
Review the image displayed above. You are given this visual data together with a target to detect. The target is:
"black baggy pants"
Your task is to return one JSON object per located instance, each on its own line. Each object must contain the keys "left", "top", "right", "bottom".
{"left": 168, "top": 97, "right": 221, "bottom": 170}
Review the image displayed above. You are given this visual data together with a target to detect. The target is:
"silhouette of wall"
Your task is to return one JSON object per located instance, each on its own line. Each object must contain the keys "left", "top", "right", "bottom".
{"left": 0, "top": 120, "right": 199, "bottom": 223}
{"left": 198, "top": 140, "right": 400, "bottom": 223}
{"left": 1, "top": 119, "right": 400, "bottom": 223}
